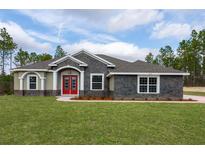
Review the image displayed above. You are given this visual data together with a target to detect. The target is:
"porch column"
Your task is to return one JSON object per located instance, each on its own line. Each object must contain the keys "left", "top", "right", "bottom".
{"left": 41, "top": 78, "right": 45, "bottom": 90}
{"left": 80, "top": 71, "right": 84, "bottom": 90}
{"left": 53, "top": 71, "right": 57, "bottom": 90}
{"left": 19, "top": 78, "right": 23, "bottom": 90}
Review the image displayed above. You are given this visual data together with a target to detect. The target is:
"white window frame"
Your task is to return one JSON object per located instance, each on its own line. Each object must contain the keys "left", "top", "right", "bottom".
{"left": 137, "top": 75, "right": 160, "bottom": 94}
{"left": 90, "top": 73, "right": 104, "bottom": 91}
{"left": 27, "top": 74, "right": 38, "bottom": 90}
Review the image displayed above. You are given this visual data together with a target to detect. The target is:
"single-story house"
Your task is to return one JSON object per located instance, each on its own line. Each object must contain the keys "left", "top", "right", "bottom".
{"left": 12, "top": 50, "right": 189, "bottom": 99}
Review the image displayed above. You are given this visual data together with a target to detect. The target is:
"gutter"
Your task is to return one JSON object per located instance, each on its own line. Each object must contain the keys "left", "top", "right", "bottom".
{"left": 107, "top": 72, "right": 190, "bottom": 77}
{"left": 10, "top": 69, "right": 49, "bottom": 72}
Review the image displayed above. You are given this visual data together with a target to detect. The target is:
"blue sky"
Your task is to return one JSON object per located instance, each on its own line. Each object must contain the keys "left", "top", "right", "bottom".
{"left": 0, "top": 9, "right": 205, "bottom": 62}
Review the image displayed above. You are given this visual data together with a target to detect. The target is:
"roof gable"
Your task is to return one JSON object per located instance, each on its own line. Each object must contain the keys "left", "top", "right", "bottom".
{"left": 72, "top": 49, "right": 116, "bottom": 67}
{"left": 48, "top": 55, "right": 88, "bottom": 67}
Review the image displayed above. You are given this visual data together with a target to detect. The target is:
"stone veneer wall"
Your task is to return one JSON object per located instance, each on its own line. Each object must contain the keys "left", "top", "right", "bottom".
{"left": 14, "top": 90, "right": 61, "bottom": 96}
{"left": 113, "top": 75, "right": 183, "bottom": 99}
{"left": 14, "top": 75, "right": 183, "bottom": 99}
{"left": 83, "top": 90, "right": 109, "bottom": 97}
{"left": 14, "top": 90, "right": 109, "bottom": 97}
{"left": 13, "top": 52, "right": 183, "bottom": 99}
{"left": 74, "top": 52, "right": 112, "bottom": 97}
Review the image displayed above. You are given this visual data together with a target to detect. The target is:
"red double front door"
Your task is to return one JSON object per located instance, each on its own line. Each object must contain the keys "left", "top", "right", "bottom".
{"left": 62, "top": 75, "right": 78, "bottom": 95}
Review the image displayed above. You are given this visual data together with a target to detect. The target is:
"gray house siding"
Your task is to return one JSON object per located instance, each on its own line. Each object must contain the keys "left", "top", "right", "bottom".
{"left": 160, "top": 75, "right": 183, "bottom": 99}
{"left": 112, "top": 75, "right": 183, "bottom": 99}
{"left": 74, "top": 52, "right": 110, "bottom": 97}
{"left": 51, "top": 58, "right": 83, "bottom": 71}
{"left": 112, "top": 75, "right": 137, "bottom": 99}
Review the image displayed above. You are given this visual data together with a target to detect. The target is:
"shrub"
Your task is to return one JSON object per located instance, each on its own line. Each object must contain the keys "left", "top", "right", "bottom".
{"left": 0, "top": 75, "right": 14, "bottom": 95}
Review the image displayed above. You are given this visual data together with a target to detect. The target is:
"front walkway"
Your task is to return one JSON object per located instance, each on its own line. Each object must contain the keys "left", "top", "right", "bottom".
{"left": 56, "top": 96, "right": 204, "bottom": 103}
{"left": 184, "top": 95, "right": 205, "bottom": 103}
{"left": 56, "top": 96, "right": 73, "bottom": 101}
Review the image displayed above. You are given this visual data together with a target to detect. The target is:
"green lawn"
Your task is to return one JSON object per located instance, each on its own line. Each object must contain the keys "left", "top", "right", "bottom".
{"left": 0, "top": 96, "right": 205, "bottom": 144}
{"left": 183, "top": 87, "right": 205, "bottom": 96}
{"left": 184, "top": 91, "right": 205, "bottom": 96}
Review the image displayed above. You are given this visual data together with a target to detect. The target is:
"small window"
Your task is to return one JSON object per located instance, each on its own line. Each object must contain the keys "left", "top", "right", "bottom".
{"left": 139, "top": 77, "right": 148, "bottom": 92}
{"left": 138, "top": 76, "right": 159, "bottom": 94}
{"left": 90, "top": 74, "right": 104, "bottom": 90}
{"left": 28, "top": 75, "right": 37, "bottom": 90}
{"left": 149, "top": 77, "right": 157, "bottom": 93}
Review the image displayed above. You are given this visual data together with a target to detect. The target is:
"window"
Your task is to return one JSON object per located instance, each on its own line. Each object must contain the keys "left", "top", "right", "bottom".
{"left": 139, "top": 77, "right": 148, "bottom": 93}
{"left": 27, "top": 75, "right": 38, "bottom": 90}
{"left": 138, "top": 76, "right": 159, "bottom": 94}
{"left": 90, "top": 73, "right": 104, "bottom": 90}
{"left": 149, "top": 77, "right": 157, "bottom": 93}
{"left": 71, "top": 77, "right": 77, "bottom": 90}
{"left": 64, "top": 77, "right": 69, "bottom": 90}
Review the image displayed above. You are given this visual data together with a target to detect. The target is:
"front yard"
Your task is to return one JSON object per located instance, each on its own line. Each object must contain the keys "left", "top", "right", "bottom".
{"left": 0, "top": 96, "right": 205, "bottom": 144}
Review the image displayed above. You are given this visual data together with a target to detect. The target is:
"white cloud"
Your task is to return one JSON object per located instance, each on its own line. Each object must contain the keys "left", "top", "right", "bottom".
{"left": 63, "top": 40, "right": 157, "bottom": 61}
{"left": 0, "top": 21, "right": 52, "bottom": 52}
{"left": 28, "top": 30, "right": 66, "bottom": 44}
{"left": 19, "top": 10, "right": 120, "bottom": 44}
{"left": 19, "top": 10, "right": 72, "bottom": 28}
{"left": 64, "top": 26, "right": 119, "bottom": 43}
{"left": 87, "top": 33, "right": 119, "bottom": 43}
{"left": 151, "top": 22, "right": 192, "bottom": 39}
{"left": 19, "top": 10, "right": 117, "bottom": 29}
{"left": 19, "top": 10, "right": 165, "bottom": 39}
{"left": 107, "top": 10, "right": 163, "bottom": 32}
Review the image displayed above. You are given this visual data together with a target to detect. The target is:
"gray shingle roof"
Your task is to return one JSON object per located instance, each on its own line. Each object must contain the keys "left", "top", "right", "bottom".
{"left": 15, "top": 58, "right": 60, "bottom": 69}
{"left": 14, "top": 53, "right": 185, "bottom": 74}
{"left": 97, "top": 54, "right": 185, "bottom": 73}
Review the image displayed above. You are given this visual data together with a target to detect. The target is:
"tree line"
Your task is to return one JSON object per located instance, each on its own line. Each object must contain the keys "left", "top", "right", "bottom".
{"left": 14, "top": 45, "right": 66, "bottom": 67}
{"left": 1, "top": 27, "right": 205, "bottom": 86}
{"left": 145, "top": 29, "right": 205, "bottom": 86}
{"left": 0, "top": 27, "right": 67, "bottom": 75}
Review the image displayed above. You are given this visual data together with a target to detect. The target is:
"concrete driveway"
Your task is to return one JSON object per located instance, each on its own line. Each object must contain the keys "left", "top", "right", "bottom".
{"left": 184, "top": 95, "right": 205, "bottom": 103}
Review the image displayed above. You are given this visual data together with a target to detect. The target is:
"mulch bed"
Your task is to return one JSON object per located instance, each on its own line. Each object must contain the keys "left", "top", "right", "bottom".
{"left": 71, "top": 96, "right": 194, "bottom": 101}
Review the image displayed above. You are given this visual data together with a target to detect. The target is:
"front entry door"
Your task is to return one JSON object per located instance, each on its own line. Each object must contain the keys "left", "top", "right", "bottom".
{"left": 62, "top": 75, "right": 78, "bottom": 95}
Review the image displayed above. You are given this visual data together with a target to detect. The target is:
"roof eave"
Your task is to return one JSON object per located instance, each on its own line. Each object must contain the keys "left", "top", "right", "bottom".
{"left": 79, "top": 64, "right": 88, "bottom": 67}
{"left": 11, "top": 69, "right": 49, "bottom": 72}
{"left": 107, "top": 64, "right": 116, "bottom": 67}
{"left": 107, "top": 72, "right": 190, "bottom": 77}
{"left": 48, "top": 64, "right": 57, "bottom": 66}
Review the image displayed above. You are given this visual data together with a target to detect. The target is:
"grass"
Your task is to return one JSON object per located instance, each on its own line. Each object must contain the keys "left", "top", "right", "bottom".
{"left": 184, "top": 87, "right": 205, "bottom": 96}
{"left": 0, "top": 96, "right": 205, "bottom": 144}
{"left": 184, "top": 87, "right": 205, "bottom": 92}
{"left": 184, "top": 91, "right": 205, "bottom": 96}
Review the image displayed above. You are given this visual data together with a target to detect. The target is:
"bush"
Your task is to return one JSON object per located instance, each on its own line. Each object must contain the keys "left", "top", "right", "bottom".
{"left": 0, "top": 75, "right": 14, "bottom": 95}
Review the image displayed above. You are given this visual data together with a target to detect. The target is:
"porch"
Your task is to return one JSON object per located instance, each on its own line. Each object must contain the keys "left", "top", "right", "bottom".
{"left": 52, "top": 66, "right": 84, "bottom": 96}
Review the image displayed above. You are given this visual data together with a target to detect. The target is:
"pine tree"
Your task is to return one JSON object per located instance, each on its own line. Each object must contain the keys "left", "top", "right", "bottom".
{"left": 0, "top": 27, "right": 17, "bottom": 75}
{"left": 54, "top": 45, "right": 66, "bottom": 58}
